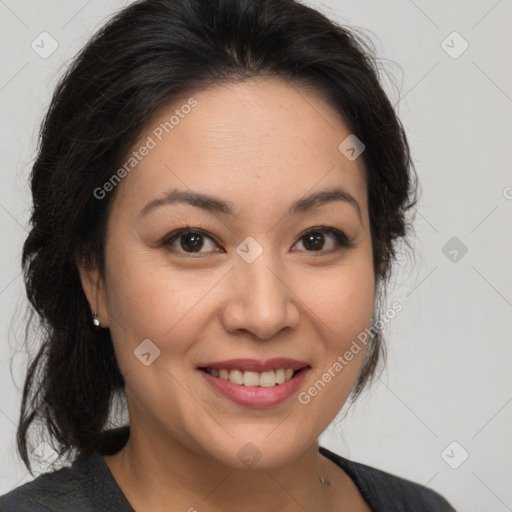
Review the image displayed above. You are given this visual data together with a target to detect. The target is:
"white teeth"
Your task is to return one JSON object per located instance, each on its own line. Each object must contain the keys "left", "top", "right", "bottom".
{"left": 243, "top": 371, "right": 260, "bottom": 387}
{"left": 258, "top": 371, "right": 276, "bottom": 387}
{"left": 229, "top": 369, "right": 244, "bottom": 385}
{"left": 275, "top": 368, "right": 286, "bottom": 384}
{"left": 204, "top": 367, "right": 300, "bottom": 387}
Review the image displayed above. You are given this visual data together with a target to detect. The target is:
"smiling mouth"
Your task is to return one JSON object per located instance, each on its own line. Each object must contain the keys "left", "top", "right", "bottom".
{"left": 197, "top": 367, "right": 308, "bottom": 387}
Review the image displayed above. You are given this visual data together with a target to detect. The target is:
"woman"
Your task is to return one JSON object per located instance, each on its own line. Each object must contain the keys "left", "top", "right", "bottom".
{"left": 0, "top": 0, "right": 455, "bottom": 510}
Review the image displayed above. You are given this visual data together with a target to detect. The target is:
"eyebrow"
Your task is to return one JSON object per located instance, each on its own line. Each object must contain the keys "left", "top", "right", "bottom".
{"left": 139, "top": 187, "right": 362, "bottom": 223}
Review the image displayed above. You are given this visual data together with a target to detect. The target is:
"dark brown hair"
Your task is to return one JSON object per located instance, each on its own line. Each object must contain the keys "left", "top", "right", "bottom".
{"left": 17, "top": 0, "right": 418, "bottom": 472}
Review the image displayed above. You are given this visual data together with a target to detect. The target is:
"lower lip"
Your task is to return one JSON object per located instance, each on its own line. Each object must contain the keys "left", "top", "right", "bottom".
{"left": 198, "top": 367, "right": 310, "bottom": 407}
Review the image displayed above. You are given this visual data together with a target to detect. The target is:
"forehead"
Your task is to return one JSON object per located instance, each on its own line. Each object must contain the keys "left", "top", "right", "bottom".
{"left": 110, "top": 78, "right": 368, "bottom": 219}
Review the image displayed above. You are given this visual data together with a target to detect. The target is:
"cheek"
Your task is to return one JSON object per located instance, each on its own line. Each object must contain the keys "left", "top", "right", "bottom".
{"left": 103, "top": 241, "right": 224, "bottom": 365}
{"left": 295, "top": 258, "right": 374, "bottom": 405}
{"left": 299, "top": 262, "right": 375, "bottom": 347}
{"left": 293, "top": 265, "right": 374, "bottom": 422}
{"left": 103, "top": 239, "right": 186, "bottom": 333}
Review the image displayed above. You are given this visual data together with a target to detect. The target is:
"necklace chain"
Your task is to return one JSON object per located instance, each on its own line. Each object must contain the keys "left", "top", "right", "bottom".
{"left": 318, "top": 474, "right": 331, "bottom": 486}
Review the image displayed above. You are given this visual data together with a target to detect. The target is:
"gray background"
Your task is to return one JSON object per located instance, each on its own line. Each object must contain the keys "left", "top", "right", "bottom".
{"left": 1, "top": 1, "right": 511, "bottom": 510}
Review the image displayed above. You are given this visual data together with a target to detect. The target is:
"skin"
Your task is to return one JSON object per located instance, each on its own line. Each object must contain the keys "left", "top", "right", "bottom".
{"left": 79, "top": 78, "right": 374, "bottom": 512}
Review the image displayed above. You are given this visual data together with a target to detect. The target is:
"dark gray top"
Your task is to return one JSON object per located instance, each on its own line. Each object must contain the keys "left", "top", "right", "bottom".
{"left": 0, "top": 427, "right": 455, "bottom": 511}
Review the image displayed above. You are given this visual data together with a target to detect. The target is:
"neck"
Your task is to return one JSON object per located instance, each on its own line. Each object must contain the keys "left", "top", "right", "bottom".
{"left": 104, "top": 425, "right": 337, "bottom": 512}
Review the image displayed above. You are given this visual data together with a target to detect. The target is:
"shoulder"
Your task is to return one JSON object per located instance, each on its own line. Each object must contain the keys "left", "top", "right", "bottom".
{"left": 0, "top": 454, "right": 93, "bottom": 511}
{"left": 319, "top": 446, "right": 456, "bottom": 512}
{"left": 0, "top": 452, "right": 132, "bottom": 512}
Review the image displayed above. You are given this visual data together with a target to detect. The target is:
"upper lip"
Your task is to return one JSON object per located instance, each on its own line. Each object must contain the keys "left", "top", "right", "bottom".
{"left": 197, "top": 358, "right": 310, "bottom": 372}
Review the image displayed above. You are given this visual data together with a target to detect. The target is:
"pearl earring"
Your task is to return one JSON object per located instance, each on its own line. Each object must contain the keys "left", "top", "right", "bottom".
{"left": 92, "top": 311, "right": 101, "bottom": 328}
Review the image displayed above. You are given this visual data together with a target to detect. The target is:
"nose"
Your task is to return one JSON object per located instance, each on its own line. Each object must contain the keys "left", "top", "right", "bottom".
{"left": 219, "top": 252, "right": 300, "bottom": 340}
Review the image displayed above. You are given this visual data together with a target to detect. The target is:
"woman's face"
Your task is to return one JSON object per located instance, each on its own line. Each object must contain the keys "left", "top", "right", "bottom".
{"left": 83, "top": 78, "right": 375, "bottom": 468}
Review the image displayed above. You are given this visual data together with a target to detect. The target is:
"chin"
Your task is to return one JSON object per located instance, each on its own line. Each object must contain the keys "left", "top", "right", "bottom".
{"left": 194, "top": 425, "right": 317, "bottom": 470}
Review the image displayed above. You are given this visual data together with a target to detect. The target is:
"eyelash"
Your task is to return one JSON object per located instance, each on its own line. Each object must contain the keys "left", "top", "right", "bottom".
{"left": 161, "top": 225, "right": 354, "bottom": 257}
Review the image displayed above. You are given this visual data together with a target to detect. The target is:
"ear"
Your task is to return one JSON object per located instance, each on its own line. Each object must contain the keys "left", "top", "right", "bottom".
{"left": 77, "top": 261, "right": 110, "bottom": 328}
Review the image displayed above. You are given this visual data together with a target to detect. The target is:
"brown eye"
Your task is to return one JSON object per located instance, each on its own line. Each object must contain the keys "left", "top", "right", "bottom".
{"left": 163, "top": 229, "right": 220, "bottom": 254}
{"left": 302, "top": 231, "right": 326, "bottom": 251}
{"left": 293, "top": 227, "right": 353, "bottom": 253}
